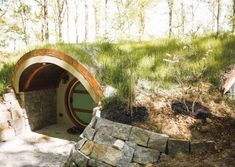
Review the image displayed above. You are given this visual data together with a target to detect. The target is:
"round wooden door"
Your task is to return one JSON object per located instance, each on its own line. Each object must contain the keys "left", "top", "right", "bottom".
{"left": 65, "top": 79, "right": 95, "bottom": 128}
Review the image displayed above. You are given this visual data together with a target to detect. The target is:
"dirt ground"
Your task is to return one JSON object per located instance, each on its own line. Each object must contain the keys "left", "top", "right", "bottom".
{"left": 102, "top": 81, "right": 235, "bottom": 167}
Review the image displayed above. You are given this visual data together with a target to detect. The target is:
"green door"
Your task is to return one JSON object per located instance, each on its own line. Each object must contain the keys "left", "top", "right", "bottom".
{"left": 66, "top": 80, "right": 95, "bottom": 128}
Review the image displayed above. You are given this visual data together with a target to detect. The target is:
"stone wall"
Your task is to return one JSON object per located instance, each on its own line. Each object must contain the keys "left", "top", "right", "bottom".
{"left": 0, "top": 92, "right": 31, "bottom": 141}
{"left": 65, "top": 117, "right": 215, "bottom": 167}
{"left": 20, "top": 89, "right": 57, "bottom": 131}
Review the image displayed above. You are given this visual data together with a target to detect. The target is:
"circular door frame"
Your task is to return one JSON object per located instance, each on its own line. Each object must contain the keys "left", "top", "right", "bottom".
{"left": 65, "top": 78, "right": 93, "bottom": 128}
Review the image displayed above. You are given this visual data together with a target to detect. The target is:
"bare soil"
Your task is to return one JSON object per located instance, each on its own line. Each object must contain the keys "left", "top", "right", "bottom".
{"left": 102, "top": 82, "right": 235, "bottom": 167}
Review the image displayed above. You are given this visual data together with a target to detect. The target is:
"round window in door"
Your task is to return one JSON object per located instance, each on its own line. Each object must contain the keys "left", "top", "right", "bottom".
{"left": 65, "top": 79, "right": 95, "bottom": 128}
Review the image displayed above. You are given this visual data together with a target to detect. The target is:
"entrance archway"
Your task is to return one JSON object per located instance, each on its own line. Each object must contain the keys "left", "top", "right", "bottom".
{"left": 12, "top": 49, "right": 103, "bottom": 130}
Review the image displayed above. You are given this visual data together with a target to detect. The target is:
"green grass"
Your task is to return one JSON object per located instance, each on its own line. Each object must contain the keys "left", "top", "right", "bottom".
{"left": 1, "top": 34, "right": 235, "bottom": 103}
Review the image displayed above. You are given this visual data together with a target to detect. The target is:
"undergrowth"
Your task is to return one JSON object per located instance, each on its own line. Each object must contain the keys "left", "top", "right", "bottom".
{"left": 0, "top": 34, "right": 235, "bottom": 103}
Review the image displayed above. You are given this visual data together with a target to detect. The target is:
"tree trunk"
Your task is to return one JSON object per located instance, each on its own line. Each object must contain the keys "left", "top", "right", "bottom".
{"left": 181, "top": 0, "right": 185, "bottom": 36}
{"left": 43, "top": 0, "right": 49, "bottom": 43}
{"left": 93, "top": 3, "right": 99, "bottom": 40}
{"left": 84, "top": 0, "right": 88, "bottom": 42}
{"left": 167, "top": 0, "right": 173, "bottom": 38}
{"left": 138, "top": 3, "right": 145, "bottom": 41}
{"left": 66, "top": 0, "right": 69, "bottom": 42}
{"left": 232, "top": 0, "right": 235, "bottom": 33}
{"left": 216, "top": 0, "right": 220, "bottom": 36}
{"left": 104, "top": 0, "right": 108, "bottom": 37}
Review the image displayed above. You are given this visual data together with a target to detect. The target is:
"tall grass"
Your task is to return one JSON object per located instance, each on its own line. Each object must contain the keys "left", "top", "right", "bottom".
{"left": 1, "top": 34, "right": 235, "bottom": 100}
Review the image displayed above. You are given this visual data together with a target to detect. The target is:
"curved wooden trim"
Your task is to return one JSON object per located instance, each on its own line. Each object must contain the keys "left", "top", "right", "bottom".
{"left": 23, "top": 64, "right": 50, "bottom": 91}
{"left": 12, "top": 48, "right": 103, "bottom": 102}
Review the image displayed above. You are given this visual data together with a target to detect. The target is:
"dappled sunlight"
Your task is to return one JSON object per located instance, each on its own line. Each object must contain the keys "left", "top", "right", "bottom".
{"left": 0, "top": 130, "right": 75, "bottom": 167}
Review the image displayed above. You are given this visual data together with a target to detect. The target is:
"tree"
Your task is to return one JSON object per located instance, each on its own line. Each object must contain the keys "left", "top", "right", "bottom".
{"left": 232, "top": 0, "right": 235, "bottom": 33}
{"left": 34, "top": 0, "right": 49, "bottom": 43}
{"left": 216, "top": 0, "right": 221, "bottom": 36}
{"left": 180, "top": 0, "right": 185, "bottom": 36}
{"left": 73, "top": 0, "right": 80, "bottom": 43}
{"left": 167, "top": 0, "right": 174, "bottom": 38}
{"left": 15, "top": 0, "right": 31, "bottom": 45}
{"left": 84, "top": 0, "right": 88, "bottom": 42}
{"left": 202, "top": 0, "right": 221, "bottom": 36}
{"left": 55, "top": 0, "right": 66, "bottom": 42}
{"left": 93, "top": 0, "right": 100, "bottom": 40}
{"left": 104, "top": 0, "right": 108, "bottom": 38}
{"left": 138, "top": 0, "right": 150, "bottom": 41}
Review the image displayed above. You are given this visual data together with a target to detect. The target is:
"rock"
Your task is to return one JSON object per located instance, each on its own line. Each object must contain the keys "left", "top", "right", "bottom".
{"left": 168, "top": 138, "right": 190, "bottom": 156}
{"left": 199, "top": 125, "right": 211, "bottom": 133}
{"left": 10, "top": 118, "right": 26, "bottom": 135}
{"left": 94, "top": 131, "right": 116, "bottom": 145}
{"left": 3, "top": 92, "right": 16, "bottom": 102}
{"left": 129, "top": 163, "right": 141, "bottom": 167}
{"left": 125, "top": 141, "right": 137, "bottom": 149}
{"left": 113, "top": 139, "right": 125, "bottom": 150}
{"left": 71, "top": 149, "right": 89, "bottom": 167}
{"left": 81, "top": 140, "right": 94, "bottom": 156}
{"left": 75, "top": 138, "right": 87, "bottom": 150}
{"left": 123, "top": 143, "right": 135, "bottom": 157}
{"left": 88, "top": 159, "right": 112, "bottom": 167}
{"left": 148, "top": 133, "right": 169, "bottom": 153}
{"left": 112, "top": 122, "right": 132, "bottom": 140}
{"left": 0, "top": 121, "right": 9, "bottom": 131}
{"left": 158, "top": 153, "right": 169, "bottom": 162}
{"left": 89, "top": 117, "right": 97, "bottom": 128}
{"left": 95, "top": 118, "right": 113, "bottom": 135}
{"left": 103, "top": 85, "right": 118, "bottom": 97}
{"left": 191, "top": 140, "right": 215, "bottom": 154}
{"left": 82, "top": 125, "right": 96, "bottom": 140}
{"left": 91, "top": 143, "right": 123, "bottom": 166}
{"left": 133, "top": 146, "right": 160, "bottom": 165}
{"left": 0, "top": 111, "right": 11, "bottom": 123}
{"left": 116, "top": 144, "right": 135, "bottom": 167}
{"left": 0, "top": 103, "right": 8, "bottom": 112}
{"left": 206, "top": 118, "right": 213, "bottom": 123}
{"left": 129, "top": 127, "right": 151, "bottom": 146}
{"left": 0, "top": 128, "right": 15, "bottom": 141}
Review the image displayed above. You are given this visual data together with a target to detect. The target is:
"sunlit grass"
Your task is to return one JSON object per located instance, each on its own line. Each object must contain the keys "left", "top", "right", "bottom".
{"left": 1, "top": 34, "right": 235, "bottom": 103}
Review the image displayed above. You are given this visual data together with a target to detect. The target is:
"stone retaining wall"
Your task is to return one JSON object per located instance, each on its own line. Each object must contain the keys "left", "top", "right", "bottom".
{"left": 65, "top": 117, "right": 215, "bottom": 167}
{"left": 0, "top": 92, "right": 30, "bottom": 141}
{"left": 1, "top": 89, "right": 57, "bottom": 141}
{"left": 19, "top": 89, "right": 57, "bottom": 130}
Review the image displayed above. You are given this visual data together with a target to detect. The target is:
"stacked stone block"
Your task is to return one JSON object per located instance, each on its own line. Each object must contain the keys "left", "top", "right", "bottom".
{"left": 20, "top": 89, "right": 57, "bottom": 130}
{"left": 66, "top": 117, "right": 216, "bottom": 167}
{"left": 0, "top": 92, "right": 30, "bottom": 141}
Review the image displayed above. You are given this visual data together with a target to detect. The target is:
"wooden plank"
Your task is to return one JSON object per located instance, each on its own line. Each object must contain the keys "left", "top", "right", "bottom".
{"left": 22, "top": 64, "right": 50, "bottom": 91}
{"left": 72, "top": 107, "right": 92, "bottom": 113}
{"left": 73, "top": 90, "right": 89, "bottom": 94}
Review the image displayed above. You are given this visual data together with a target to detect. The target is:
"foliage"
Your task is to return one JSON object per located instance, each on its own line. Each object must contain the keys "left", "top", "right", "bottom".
{"left": 1, "top": 34, "right": 235, "bottom": 104}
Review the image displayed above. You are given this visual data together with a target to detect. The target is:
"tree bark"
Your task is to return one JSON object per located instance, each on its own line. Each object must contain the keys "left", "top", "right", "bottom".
{"left": 43, "top": 0, "right": 49, "bottom": 43}
{"left": 216, "top": 0, "right": 220, "bottom": 36}
{"left": 84, "top": 0, "right": 88, "bottom": 42}
{"left": 104, "top": 0, "right": 108, "bottom": 38}
{"left": 232, "top": 0, "right": 235, "bottom": 33}
{"left": 138, "top": 2, "right": 145, "bottom": 41}
{"left": 167, "top": 0, "right": 173, "bottom": 38}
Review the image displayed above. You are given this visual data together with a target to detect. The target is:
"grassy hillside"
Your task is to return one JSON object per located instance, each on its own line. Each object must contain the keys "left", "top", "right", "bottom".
{"left": 1, "top": 34, "right": 235, "bottom": 99}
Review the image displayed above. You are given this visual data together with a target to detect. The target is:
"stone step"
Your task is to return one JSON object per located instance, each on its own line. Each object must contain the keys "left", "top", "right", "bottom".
{"left": 3, "top": 92, "right": 17, "bottom": 102}
{"left": 0, "top": 128, "right": 15, "bottom": 141}
{"left": 0, "top": 111, "right": 11, "bottom": 123}
{"left": 0, "top": 103, "right": 9, "bottom": 112}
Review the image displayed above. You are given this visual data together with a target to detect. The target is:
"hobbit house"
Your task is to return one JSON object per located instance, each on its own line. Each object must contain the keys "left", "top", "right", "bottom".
{"left": 11, "top": 48, "right": 103, "bottom": 131}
